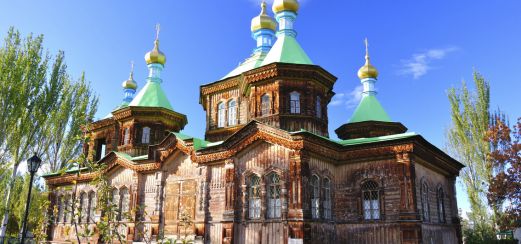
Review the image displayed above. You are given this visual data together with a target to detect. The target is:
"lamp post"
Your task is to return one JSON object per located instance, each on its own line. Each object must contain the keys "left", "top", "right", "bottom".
{"left": 19, "top": 154, "right": 41, "bottom": 244}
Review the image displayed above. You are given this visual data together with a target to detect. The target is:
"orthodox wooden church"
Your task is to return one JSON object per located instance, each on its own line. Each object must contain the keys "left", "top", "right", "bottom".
{"left": 43, "top": 0, "right": 464, "bottom": 243}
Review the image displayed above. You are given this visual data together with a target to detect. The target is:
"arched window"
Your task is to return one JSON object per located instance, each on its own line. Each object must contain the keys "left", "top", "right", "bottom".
{"left": 57, "top": 196, "right": 64, "bottom": 223}
{"left": 79, "top": 192, "right": 87, "bottom": 223}
{"left": 123, "top": 128, "right": 130, "bottom": 145}
{"left": 437, "top": 187, "right": 445, "bottom": 223}
{"left": 120, "top": 188, "right": 130, "bottom": 221}
{"left": 316, "top": 96, "right": 322, "bottom": 118}
{"left": 248, "top": 175, "right": 261, "bottom": 219}
{"left": 88, "top": 191, "right": 96, "bottom": 223}
{"left": 217, "top": 102, "right": 226, "bottom": 128}
{"left": 112, "top": 188, "right": 120, "bottom": 221}
{"left": 142, "top": 127, "right": 151, "bottom": 144}
{"left": 261, "top": 94, "right": 270, "bottom": 116}
{"left": 361, "top": 180, "right": 380, "bottom": 220}
{"left": 228, "top": 100, "right": 237, "bottom": 126}
{"left": 421, "top": 181, "right": 430, "bottom": 221}
{"left": 290, "top": 91, "right": 300, "bottom": 114}
{"left": 310, "top": 175, "right": 320, "bottom": 219}
{"left": 267, "top": 173, "right": 282, "bottom": 219}
{"left": 323, "top": 178, "right": 331, "bottom": 219}
{"left": 63, "top": 195, "right": 70, "bottom": 223}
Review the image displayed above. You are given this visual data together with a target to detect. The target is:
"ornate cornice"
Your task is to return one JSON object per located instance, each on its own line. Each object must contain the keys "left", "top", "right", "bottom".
{"left": 112, "top": 106, "right": 187, "bottom": 130}
{"left": 88, "top": 117, "right": 116, "bottom": 131}
{"left": 44, "top": 152, "right": 160, "bottom": 186}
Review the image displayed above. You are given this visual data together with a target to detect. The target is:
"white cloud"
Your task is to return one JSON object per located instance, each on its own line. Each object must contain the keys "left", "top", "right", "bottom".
{"left": 399, "top": 47, "right": 458, "bottom": 79}
{"left": 330, "top": 85, "right": 364, "bottom": 109}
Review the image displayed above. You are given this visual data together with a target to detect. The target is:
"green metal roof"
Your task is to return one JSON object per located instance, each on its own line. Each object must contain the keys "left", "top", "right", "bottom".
{"left": 131, "top": 155, "right": 149, "bottom": 161}
{"left": 349, "top": 95, "right": 391, "bottom": 123}
{"left": 337, "top": 132, "right": 417, "bottom": 146}
{"left": 261, "top": 35, "right": 313, "bottom": 66}
{"left": 290, "top": 129, "right": 416, "bottom": 146}
{"left": 172, "top": 132, "right": 211, "bottom": 151}
{"left": 129, "top": 81, "right": 173, "bottom": 110}
{"left": 222, "top": 52, "right": 267, "bottom": 79}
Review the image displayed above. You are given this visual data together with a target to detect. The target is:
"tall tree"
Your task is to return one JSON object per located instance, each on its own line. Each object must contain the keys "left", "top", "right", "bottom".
{"left": 487, "top": 117, "right": 521, "bottom": 229}
{"left": 35, "top": 72, "right": 98, "bottom": 172}
{"left": 0, "top": 27, "right": 98, "bottom": 239}
{"left": 446, "top": 71, "right": 493, "bottom": 229}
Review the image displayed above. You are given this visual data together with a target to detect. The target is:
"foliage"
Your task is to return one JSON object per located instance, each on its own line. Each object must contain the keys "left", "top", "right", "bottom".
{"left": 487, "top": 117, "right": 521, "bottom": 229}
{"left": 446, "top": 71, "right": 494, "bottom": 227}
{"left": 461, "top": 216, "right": 498, "bottom": 244}
{"left": 0, "top": 168, "right": 48, "bottom": 239}
{"left": 0, "top": 26, "right": 98, "bottom": 237}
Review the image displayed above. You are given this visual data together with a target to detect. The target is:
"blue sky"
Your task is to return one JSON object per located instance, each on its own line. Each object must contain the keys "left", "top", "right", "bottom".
{"left": 2, "top": 0, "right": 521, "bottom": 216}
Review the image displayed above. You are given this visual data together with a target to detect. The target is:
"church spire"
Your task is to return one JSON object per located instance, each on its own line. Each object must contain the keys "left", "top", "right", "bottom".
{"left": 261, "top": 0, "right": 312, "bottom": 66}
{"left": 348, "top": 39, "right": 390, "bottom": 123}
{"left": 121, "top": 61, "right": 137, "bottom": 105}
{"left": 129, "top": 24, "right": 174, "bottom": 110}
{"left": 144, "top": 24, "right": 166, "bottom": 83}
{"left": 357, "top": 38, "right": 380, "bottom": 96}
{"left": 272, "top": 0, "right": 299, "bottom": 37}
{"left": 251, "top": 1, "right": 277, "bottom": 53}
{"left": 221, "top": 2, "right": 277, "bottom": 79}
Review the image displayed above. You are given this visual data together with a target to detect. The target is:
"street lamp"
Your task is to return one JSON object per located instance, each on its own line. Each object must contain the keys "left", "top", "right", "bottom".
{"left": 19, "top": 154, "right": 41, "bottom": 244}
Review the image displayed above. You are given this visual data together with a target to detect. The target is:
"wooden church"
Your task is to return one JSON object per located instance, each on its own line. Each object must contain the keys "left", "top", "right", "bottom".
{"left": 43, "top": 0, "right": 464, "bottom": 243}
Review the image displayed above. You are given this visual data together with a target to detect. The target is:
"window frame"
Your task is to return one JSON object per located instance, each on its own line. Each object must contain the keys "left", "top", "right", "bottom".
{"left": 123, "top": 128, "right": 130, "bottom": 145}
{"left": 142, "top": 126, "right": 151, "bottom": 144}
{"left": 88, "top": 191, "right": 96, "bottom": 223}
{"left": 120, "top": 187, "right": 130, "bottom": 221}
{"left": 228, "top": 99, "right": 237, "bottom": 126}
{"left": 437, "top": 186, "right": 446, "bottom": 223}
{"left": 248, "top": 175, "right": 261, "bottom": 219}
{"left": 217, "top": 102, "right": 226, "bottom": 128}
{"left": 310, "top": 175, "right": 320, "bottom": 219}
{"left": 323, "top": 177, "right": 332, "bottom": 219}
{"left": 316, "top": 96, "right": 322, "bottom": 118}
{"left": 266, "top": 173, "right": 282, "bottom": 219}
{"left": 421, "top": 181, "right": 430, "bottom": 222}
{"left": 290, "top": 91, "right": 301, "bottom": 114}
{"left": 361, "top": 180, "right": 381, "bottom": 221}
{"left": 261, "top": 94, "right": 270, "bottom": 116}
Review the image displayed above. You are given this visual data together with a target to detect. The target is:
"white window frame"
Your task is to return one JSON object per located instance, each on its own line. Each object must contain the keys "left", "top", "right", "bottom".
{"left": 267, "top": 173, "right": 282, "bottom": 219}
{"left": 123, "top": 128, "right": 130, "bottom": 145}
{"left": 217, "top": 102, "right": 226, "bottom": 128}
{"left": 362, "top": 180, "right": 380, "bottom": 220}
{"left": 228, "top": 100, "right": 237, "bottom": 126}
{"left": 290, "top": 91, "right": 300, "bottom": 114}
{"left": 120, "top": 187, "right": 130, "bottom": 221}
{"left": 248, "top": 175, "right": 261, "bottom": 219}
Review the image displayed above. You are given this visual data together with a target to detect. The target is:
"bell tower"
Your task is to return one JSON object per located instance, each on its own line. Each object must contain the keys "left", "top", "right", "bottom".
{"left": 200, "top": 0, "right": 336, "bottom": 142}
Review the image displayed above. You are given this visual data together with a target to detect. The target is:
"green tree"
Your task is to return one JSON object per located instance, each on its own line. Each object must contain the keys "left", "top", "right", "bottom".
{"left": 446, "top": 71, "right": 495, "bottom": 236}
{"left": 0, "top": 27, "right": 98, "bottom": 239}
{"left": 36, "top": 72, "right": 98, "bottom": 172}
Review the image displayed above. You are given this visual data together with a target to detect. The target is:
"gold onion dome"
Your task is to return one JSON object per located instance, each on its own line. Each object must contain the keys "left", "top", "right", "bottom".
{"left": 272, "top": 0, "right": 300, "bottom": 13}
{"left": 122, "top": 62, "right": 137, "bottom": 89}
{"left": 251, "top": 1, "right": 277, "bottom": 32}
{"left": 357, "top": 38, "right": 379, "bottom": 79}
{"left": 145, "top": 24, "right": 166, "bottom": 65}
